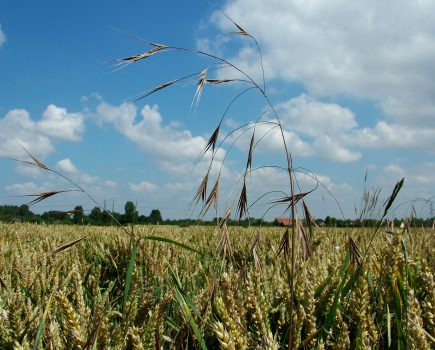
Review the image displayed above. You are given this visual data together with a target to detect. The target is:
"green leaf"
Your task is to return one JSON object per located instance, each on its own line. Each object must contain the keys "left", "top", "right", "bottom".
{"left": 387, "top": 304, "right": 391, "bottom": 348}
{"left": 165, "top": 317, "right": 181, "bottom": 332}
{"left": 392, "top": 282, "right": 403, "bottom": 321}
{"left": 33, "top": 293, "right": 54, "bottom": 350}
{"left": 123, "top": 234, "right": 202, "bottom": 307}
{"left": 172, "top": 281, "right": 208, "bottom": 350}
{"left": 143, "top": 235, "right": 204, "bottom": 256}
{"left": 323, "top": 253, "right": 350, "bottom": 332}
{"left": 123, "top": 242, "right": 139, "bottom": 305}
{"left": 341, "top": 268, "right": 359, "bottom": 299}
{"left": 367, "top": 271, "right": 374, "bottom": 291}
{"left": 315, "top": 273, "right": 334, "bottom": 299}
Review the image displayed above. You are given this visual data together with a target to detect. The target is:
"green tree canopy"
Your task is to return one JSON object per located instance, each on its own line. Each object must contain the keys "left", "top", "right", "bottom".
{"left": 124, "top": 201, "right": 138, "bottom": 224}
{"left": 89, "top": 206, "right": 103, "bottom": 225}
{"left": 72, "top": 205, "right": 84, "bottom": 224}
{"left": 149, "top": 209, "right": 162, "bottom": 224}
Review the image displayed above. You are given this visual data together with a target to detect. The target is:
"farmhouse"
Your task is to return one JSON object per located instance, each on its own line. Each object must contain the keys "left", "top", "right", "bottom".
{"left": 273, "top": 217, "right": 292, "bottom": 227}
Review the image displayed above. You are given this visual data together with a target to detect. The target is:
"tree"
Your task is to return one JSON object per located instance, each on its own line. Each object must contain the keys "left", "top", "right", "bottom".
{"left": 17, "top": 204, "right": 32, "bottom": 218}
{"left": 89, "top": 206, "right": 103, "bottom": 225}
{"left": 124, "top": 201, "right": 138, "bottom": 224}
{"left": 41, "top": 211, "right": 69, "bottom": 224}
{"left": 325, "top": 216, "right": 337, "bottom": 227}
{"left": 149, "top": 209, "right": 162, "bottom": 224}
{"left": 72, "top": 205, "right": 84, "bottom": 224}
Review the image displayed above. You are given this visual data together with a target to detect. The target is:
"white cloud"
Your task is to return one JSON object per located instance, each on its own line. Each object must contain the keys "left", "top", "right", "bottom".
{"left": 104, "top": 180, "right": 118, "bottom": 188}
{"left": 0, "top": 109, "right": 54, "bottom": 158}
{"left": 383, "top": 163, "right": 405, "bottom": 177}
{"left": 0, "top": 24, "right": 6, "bottom": 46}
{"left": 233, "top": 166, "right": 354, "bottom": 218}
{"left": 6, "top": 182, "right": 41, "bottom": 195}
{"left": 224, "top": 118, "right": 240, "bottom": 129}
{"left": 262, "top": 126, "right": 312, "bottom": 157}
{"left": 129, "top": 181, "right": 158, "bottom": 193}
{"left": 37, "top": 104, "right": 85, "bottom": 141}
{"left": 312, "top": 135, "right": 361, "bottom": 163}
{"left": 94, "top": 101, "right": 226, "bottom": 168}
{"left": 227, "top": 120, "right": 312, "bottom": 158}
{"left": 277, "top": 94, "right": 362, "bottom": 162}
{"left": 0, "top": 105, "right": 85, "bottom": 159}
{"left": 372, "top": 162, "right": 435, "bottom": 217}
{"left": 57, "top": 158, "right": 79, "bottom": 174}
{"left": 278, "top": 94, "right": 357, "bottom": 137}
{"left": 382, "top": 162, "right": 435, "bottom": 189}
{"left": 275, "top": 94, "right": 435, "bottom": 156}
{"left": 55, "top": 158, "right": 100, "bottom": 186}
{"left": 346, "top": 122, "right": 435, "bottom": 151}
{"left": 14, "top": 164, "right": 44, "bottom": 178}
{"left": 164, "top": 182, "right": 189, "bottom": 192}
{"left": 225, "top": 95, "right": 365, "bottom": 163}
{"left": 209, "top": 0, "right": 435, "bottom": 125}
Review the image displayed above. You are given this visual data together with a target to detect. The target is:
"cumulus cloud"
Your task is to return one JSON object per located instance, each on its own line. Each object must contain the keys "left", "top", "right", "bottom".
{"left": 278, "top": 94, "right": 357, "bottom": 137}
{"left": 412, "top": 163, "right": 435, "bottom": 186}
{"left": 6, "top": 182, "right": 41, "bottom": 195}
{"left": 208, "top": 0, "right": 435, "bottom": 126}
{"left": 276, "top": 94, "right": 435, "bottom": 157}
{"left": 0, "top": 24, "right": 6, "bottom": 46}
{"left": 55, "top": 158, "right": 103, "bottom": 186}
{"left": 104, "top": 180, "right": 118, "bottom": 188}
{"left": 235, "top": 166, "right": 354, "bottom": 218}
{"left": 14, "top": 164, "right": 44, "bottom": 178}
{"left": 57, "top": 158, "right": 79, "bottom": 174}
{"left": 312, "top": 135, "right": 361, "bottom": 163}
{"left": 37, "top": 104, "right": 85, "bottom": 141}
{"left": 129, "top": 181, "right": 158, "bottom": 193}
{"left": 0, "top": 109, "right": 54, "bottom": 157}
{"left": 0, "top": 105, "right": 85, "bottom": 158}
{"left": 345, "top": 122, "right": 435, "bottom": 151}
{"left": 370, "top": 162, "right": 435, "bottom": 217}
{"left": 381, "top": 162, "right": 435, "bottom": 189}
{"left": 225, "top": 95, "right": 363, "bottom": 163}
{"left": 276, "top": 94, "right": 362, "bottom": 162}
{"left": 164, "top": 182, "right": 189, "bottom": 192}
{"left": 383, "top": 163, "right": 406, "bottom": 177}
{"left": 94, "top": 101, "right": 226, "bottom": 168}
{"left": 227, "top": 119, "right": 312, "bottom": 159}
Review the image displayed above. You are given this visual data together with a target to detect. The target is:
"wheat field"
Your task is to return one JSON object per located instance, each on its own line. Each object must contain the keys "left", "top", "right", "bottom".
{"left": 0, "top": 222, "right": 433, "bottom": 349}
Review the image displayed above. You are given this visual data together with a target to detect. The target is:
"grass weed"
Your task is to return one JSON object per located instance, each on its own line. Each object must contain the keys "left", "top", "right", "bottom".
{"left": 1, "top": 18, "right": 434, "bottom": 349}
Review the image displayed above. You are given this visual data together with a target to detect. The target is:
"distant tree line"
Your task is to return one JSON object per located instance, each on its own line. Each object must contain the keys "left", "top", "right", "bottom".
{"left": 0, "top": 202, "right": 163, "bottom": 226}
{"left": 319, "top": 216, "right": 435, "bottom": 228}
{"left": 0, "top": 202, "right": 274, "bottom": 227}
{"left": 0, "top": 204, "right": 434, "bottom": 227}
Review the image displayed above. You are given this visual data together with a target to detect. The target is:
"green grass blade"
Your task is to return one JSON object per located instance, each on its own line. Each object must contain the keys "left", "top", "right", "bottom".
{"left": 387, "top": 304, "right": 391, "bottom": 348}
{"left": 143, "top": 235, "right": 204, "bottom": 256}
{"left": 123, "top": 235, "right": 201, "bottom": 308}
{"left": 123, "top": 242, "right": 139, "bottom": 305}
{"left": 315, "top": 273, "right": 334, "bottom": 299}
{"left": 33, "top": 293, "right": 54, "bottom": 350}
{"left": 367, "top": 271, "right": 374, "bottom": 291}
{"left": 167, "top": 263, "right": 207, "bottom": 350}
{"left": 323, "top": 253, "right": 350, "bottom": 332}
{"left": 341, "top": 268, "right": 359, "bottom": 298}
{"left": 173, "top": 287, "right": 208, "bottom": 350}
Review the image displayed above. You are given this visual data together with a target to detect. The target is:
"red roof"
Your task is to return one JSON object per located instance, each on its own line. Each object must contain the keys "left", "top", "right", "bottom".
{"left": 274, "top": 217, "right": 292, "bottom": 226}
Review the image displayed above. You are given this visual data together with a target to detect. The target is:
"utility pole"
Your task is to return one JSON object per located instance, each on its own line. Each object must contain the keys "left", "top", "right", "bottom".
{"left": 111, "top": 200, "right": 115, "bottom": 226}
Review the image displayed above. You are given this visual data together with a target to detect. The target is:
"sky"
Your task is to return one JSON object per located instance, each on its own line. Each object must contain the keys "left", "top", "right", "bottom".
{"left": 1, "top": 0, "right": 434, "bottom": 221}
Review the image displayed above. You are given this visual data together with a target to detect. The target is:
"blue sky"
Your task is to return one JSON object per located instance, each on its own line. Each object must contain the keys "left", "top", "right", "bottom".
{"left": 1, "top": 0, "right": 434, "bottom": 220}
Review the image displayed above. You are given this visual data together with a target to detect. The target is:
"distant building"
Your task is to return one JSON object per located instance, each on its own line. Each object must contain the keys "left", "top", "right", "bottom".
{"left": 274, "top": 217, "right": 292, "bottom": 227}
